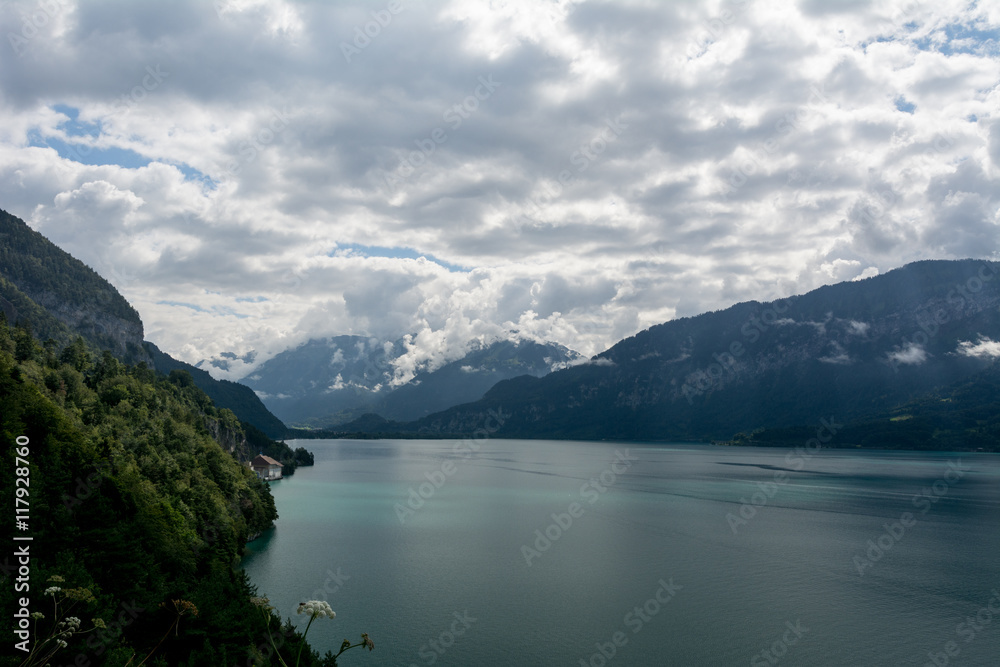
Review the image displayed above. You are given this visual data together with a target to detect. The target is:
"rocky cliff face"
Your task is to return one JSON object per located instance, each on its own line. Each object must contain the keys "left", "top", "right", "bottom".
{"left": 32, "top": 293, "right": 151, "bottom": 365}
{"left": 203, "top": 413, "right": 251, "bottom": 462}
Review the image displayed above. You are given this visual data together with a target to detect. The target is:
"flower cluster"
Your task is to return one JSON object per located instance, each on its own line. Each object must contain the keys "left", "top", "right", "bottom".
{"left": 296, "top": 600, "right": 336, "bottom": 619}
{"left": 20, "top": 575, "right": 101, "bottom": 667}
{"left": 64, "top": 587, "right": 96, "bottom": 603}
{"left": 172, "top": 599, "right": 199, "bottom": 617}
{"left": 249, "top": 596, "right": 273, "bottom": 610}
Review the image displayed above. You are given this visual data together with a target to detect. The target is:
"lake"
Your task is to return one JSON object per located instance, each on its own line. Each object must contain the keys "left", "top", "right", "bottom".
{"left": 241, "top": 439, "right": 1000, "bottom": 666}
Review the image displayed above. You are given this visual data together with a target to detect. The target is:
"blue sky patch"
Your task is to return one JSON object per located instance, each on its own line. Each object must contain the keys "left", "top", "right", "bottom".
{"left": 36, "top": 104, "right": 213, "bottom": 185}
{"left": 53, "top": 104, "right": 102, "bottom": 138}
{"left": 157, "top": 300, "right": 208, "bottom": 312}
{"left": 174, "top": 162, "right": 217, "bottom": 187}
{"left": 912, "top": 22, "right": 1000, "bottom": 56}
{"left": 30, "top": 130, "right": 152, "bottom": 169}
{"left": 894, "top": 96, "right": 916, "bottom": 114}
{"left": 157, "top": 300, "right": 251, "bottom": 319}
{"left": 332, "top": 243, "right": 468, "bottom": 272}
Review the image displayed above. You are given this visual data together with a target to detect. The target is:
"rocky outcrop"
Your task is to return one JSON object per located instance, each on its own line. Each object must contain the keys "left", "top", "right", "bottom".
{"left": 0, "top": 207, "right": 152, "bottom": 366}
{"left": 31, "top": 293, "right": 151, "bottom": 365}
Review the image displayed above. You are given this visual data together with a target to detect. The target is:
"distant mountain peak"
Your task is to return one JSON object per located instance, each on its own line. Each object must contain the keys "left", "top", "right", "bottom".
{"left": 241, "top": 334, "right": 583, "bottom": 427}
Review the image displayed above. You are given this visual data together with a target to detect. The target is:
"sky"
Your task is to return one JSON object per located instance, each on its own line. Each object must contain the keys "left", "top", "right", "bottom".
{"left": 1, "top": 0, "right": 999, "bottom": 384}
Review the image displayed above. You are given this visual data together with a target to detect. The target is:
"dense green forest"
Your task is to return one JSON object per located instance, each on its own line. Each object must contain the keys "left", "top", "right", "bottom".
{"left": 145, "top": 342, "right": 290, "bottom": 441}
{"left": 0, "top": 317, "right": 334, "bottom": 666}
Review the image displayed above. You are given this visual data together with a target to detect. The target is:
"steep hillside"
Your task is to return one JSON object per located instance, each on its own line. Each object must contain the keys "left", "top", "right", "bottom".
{"left": 0, "top": 207, "right": 289, "bottom": 440}
{"left": 0, "top": 208, "right": 149, "bottom": 365}
{"left": 0, "top": 318, "right": 326, "bottom": 666}
{"left": 146, "top": 341, "right": 289, "bottom": 439}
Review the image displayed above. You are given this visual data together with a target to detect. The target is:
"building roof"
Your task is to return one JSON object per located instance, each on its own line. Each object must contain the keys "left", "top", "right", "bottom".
{"left": 251, "top": 454, "right": 282, "bottom": 467}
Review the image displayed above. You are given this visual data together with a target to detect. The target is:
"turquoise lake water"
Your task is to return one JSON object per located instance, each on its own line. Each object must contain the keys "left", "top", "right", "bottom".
{"left": 240, "top": 439, "right": 1000, "bottom": 666}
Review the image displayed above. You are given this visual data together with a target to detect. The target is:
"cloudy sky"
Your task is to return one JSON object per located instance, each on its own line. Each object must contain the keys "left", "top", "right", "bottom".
{"left": 1, "top": 0, "right": 998, "bottom": 382}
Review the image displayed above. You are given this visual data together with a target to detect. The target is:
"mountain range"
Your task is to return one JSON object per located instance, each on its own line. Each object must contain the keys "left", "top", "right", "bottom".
{"left": 334, "top": 259, "right": 1000, "bottom": 450}
{"left": 239, "top": 335, "right": 582, "bottom": 427}
{"left": 3, "top": 205, "right": 998, "bottom": 450}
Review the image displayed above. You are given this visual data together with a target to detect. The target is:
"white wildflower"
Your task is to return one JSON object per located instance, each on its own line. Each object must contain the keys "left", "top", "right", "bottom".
{"left": 296, "top": 600, "right": 336, "bottom": 619}
{"left": 44, "top": 586, "right": 61, "bottom": 596}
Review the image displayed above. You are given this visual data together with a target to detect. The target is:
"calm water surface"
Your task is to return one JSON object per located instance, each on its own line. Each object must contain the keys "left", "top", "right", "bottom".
{"left": 241, "top": 439, "right": 1000, "bottom": 666}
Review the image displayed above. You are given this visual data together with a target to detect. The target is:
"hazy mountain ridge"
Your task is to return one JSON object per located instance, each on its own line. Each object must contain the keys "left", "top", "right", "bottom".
{"left": 240, "top": 335, "right": 583, "bottom": 427}
{"left": 238, "top": 335, "right": 405, "bottom": 426}
{"left": 377, "top": 338, "right": 584, "bottom": 423}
